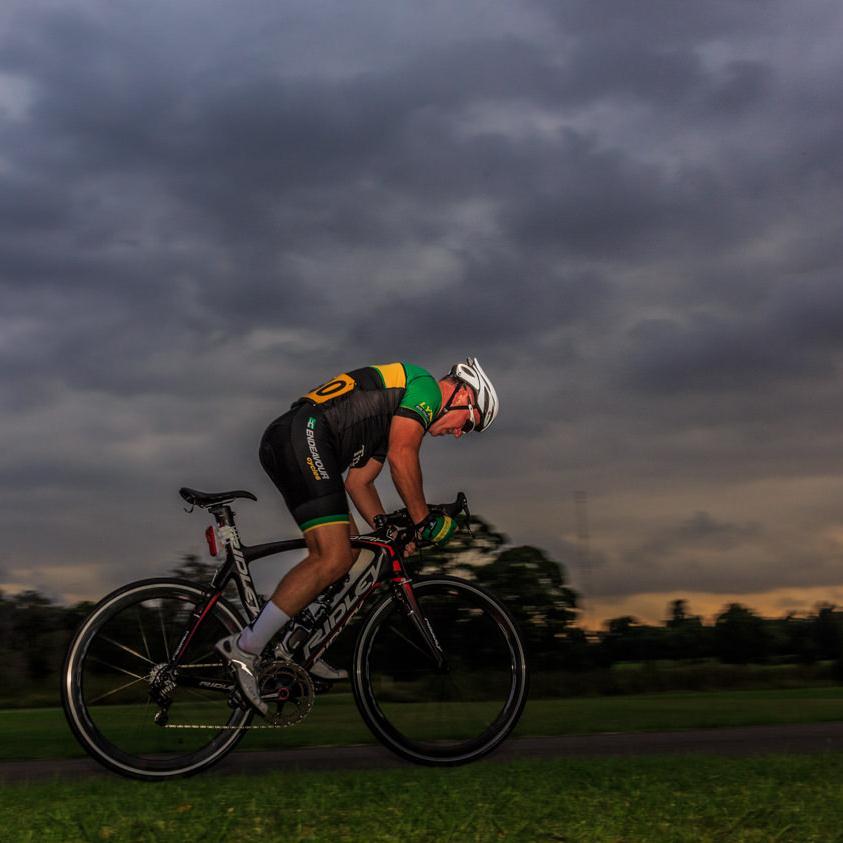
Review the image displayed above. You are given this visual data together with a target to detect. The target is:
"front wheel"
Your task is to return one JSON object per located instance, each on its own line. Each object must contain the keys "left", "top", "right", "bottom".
{"left": 62, "top": 578, "right": 252, "bottom": 780}
{"left": 352, "top": 576, "right": 528, "bottom": 765}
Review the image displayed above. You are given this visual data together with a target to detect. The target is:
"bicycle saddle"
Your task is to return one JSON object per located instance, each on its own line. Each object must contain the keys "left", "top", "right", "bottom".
{"left": 179, "top": 487, "right": 258, "bottom": 507}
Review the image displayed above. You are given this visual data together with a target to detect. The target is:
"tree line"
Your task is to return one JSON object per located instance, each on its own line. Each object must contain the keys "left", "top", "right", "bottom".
{"left": 3, "top": 514, "right": 843, "bottom": 701}
{"left": 413, "top": 515, "right": 843, "bottom": 672}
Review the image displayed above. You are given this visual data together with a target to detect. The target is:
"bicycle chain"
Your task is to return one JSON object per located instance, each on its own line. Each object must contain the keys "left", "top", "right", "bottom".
{"left": 164, "top": 720, "right": 289, "bottom": 730}
{"left": 163, "top": 661, "right": 315, "bottom": 730}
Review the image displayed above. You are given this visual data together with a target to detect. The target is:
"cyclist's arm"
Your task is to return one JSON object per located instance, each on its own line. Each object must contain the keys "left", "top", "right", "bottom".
{"left": 386, "top": 415, "right": 428, "bottom": 524}
{"left": 345, "top": 458, "right": 386, "bottom": 530}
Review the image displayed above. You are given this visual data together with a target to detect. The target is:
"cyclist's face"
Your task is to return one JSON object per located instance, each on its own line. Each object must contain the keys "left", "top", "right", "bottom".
{"left": 429, "top": 386, "right": 479, "bottom": 438}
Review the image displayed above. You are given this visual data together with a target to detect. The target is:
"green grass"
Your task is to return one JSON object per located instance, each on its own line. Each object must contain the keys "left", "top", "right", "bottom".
{"left": 4, "top": 754, "right": 843, "bottom": 841}
{"left": 4, "top": 687, "right": 843, "bottom": 762}
{"left": 522, "top": 686, "right": 843, "bottom": 734}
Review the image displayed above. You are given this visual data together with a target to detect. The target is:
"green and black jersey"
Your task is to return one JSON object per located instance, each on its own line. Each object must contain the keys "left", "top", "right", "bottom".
{"left": 299, "top": 362, "right": 442, "bottom": 470}
{"left": 259, "top": 362, "right": 442, "bottom": 533}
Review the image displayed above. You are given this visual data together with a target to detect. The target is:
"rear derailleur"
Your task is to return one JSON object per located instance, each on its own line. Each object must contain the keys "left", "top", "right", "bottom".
{"left": 147, "top": 662, "right": 178, "bottom": 726}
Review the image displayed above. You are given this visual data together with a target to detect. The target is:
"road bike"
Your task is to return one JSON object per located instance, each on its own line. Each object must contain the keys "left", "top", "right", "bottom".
{"left": 62, "top": 488, "right": 528, "bottom": 780}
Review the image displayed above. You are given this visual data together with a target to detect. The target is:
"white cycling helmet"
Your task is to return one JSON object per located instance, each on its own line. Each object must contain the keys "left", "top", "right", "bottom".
{"left": 447, "top": 357, "right": 499, "bottom": 431}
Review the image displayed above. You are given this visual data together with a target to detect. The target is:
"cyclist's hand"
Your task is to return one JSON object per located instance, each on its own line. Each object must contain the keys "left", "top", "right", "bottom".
{"left": 415, "top": 512, "right": 457, "bottom": 547}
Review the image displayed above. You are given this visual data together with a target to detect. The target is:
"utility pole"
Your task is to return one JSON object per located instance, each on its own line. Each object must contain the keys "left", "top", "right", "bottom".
{"left": 573, "top": 490, "right": 593, "bottom": 630}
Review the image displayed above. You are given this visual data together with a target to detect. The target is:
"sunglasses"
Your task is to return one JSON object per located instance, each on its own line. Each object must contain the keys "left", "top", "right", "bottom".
{"left": 443, "top": 385, "right": 477, "bottom": 433}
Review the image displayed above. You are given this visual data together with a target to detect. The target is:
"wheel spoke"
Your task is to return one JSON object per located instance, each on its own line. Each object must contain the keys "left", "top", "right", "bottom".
{"left": 137, "top": 610, "right": 153, "bottom": 662}
{"left": 87, "top": 654, "right": 147, "bottom": 682}
{"left": 65, "top": 581, "right": 248, "bottom": 778}
{"left": 383, "top": 622, "right": 434, "bottom": 662}
{"left": 158, "top": 603, "right": 172, "bottom": 662}
{"left": 99, "top": 635, "right": 156, "bottom": 667}
{"left": 88, "top": 676, "right": 146, "bottom": 705}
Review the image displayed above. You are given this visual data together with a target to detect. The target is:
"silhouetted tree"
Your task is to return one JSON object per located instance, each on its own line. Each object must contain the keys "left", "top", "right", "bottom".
{"left": 664, "top": 600, "right": 710, "bottom": 659}
{"left": 170, "top": 552, "right": 218, "bottom": 583}
{"left": 813, "top": 605, "right": 843, "bottom": 660}
{"left": 413, "top": 515, "right": 578, "bottom": 668}
{"left": 413, "top": 514, "right": 507, "bottom": 577}
{"left": 667, "top": 599, "right": 690, "bottom": 627}
{"left": 714, "top": 603, "right": 770, "bottom": 663}
{"left": 600, "top": 616, "right": 669, "bottom": 662}
{"left": 473, "top": 545, "right": 579, "bottom": 667}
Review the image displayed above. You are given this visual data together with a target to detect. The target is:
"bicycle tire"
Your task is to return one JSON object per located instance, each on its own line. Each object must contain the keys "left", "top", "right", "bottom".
{"left": 351, "top": 575, "right": 528, "bottom": 765}
{"left": 62, "top": 578, "right": 252, "bottom": 780}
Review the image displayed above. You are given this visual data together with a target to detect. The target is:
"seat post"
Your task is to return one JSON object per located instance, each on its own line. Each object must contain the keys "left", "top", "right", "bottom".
{"left": 210, "top": 504, "right": 236, "bottom": 530}
{"left": 211, "top": 504, "right": 247, "bottom": 557}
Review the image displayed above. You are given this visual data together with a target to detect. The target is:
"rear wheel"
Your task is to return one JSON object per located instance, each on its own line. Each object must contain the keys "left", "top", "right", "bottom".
{"left": 62, "top": 578, "right": 251, "bottom": 780}
{"left": 352, "top": 576, "right": 528, "bottom": 765}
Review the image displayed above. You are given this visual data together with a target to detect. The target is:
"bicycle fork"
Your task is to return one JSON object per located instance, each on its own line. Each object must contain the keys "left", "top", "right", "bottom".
{"left": 392, "top": 578, "right": 446, "bottom": 670}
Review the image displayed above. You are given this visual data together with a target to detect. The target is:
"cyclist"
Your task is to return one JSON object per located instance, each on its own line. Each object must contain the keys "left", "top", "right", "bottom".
{"left": 216, "top": 358, "right": 498, "bottom": 715}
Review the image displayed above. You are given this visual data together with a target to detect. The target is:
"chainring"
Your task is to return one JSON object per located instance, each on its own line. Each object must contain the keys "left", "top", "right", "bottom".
{"left": 259, "top": 660, "right": 315, "bottom": 727}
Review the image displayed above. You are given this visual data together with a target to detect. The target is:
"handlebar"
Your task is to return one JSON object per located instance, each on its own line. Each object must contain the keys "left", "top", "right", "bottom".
{"left": 431, "top": 491, "right": 469, "bottom": 519}
{"left": 371, "top": 492, "right": 470, "bottom": 546}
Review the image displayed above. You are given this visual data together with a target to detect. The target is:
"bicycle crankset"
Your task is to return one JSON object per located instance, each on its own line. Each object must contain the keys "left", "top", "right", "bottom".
{"left": 259, "top": 661, "right": 315, "bottom": 727}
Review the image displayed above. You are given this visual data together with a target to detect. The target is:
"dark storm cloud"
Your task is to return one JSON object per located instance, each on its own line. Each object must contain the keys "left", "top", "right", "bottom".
{"left": 621, "top": 268, "right": 843, "bottom": 396}
{"left": 3, "top": 0, "right": 843, "bottom": 607}
{"left": 2, "top": 6, "right": 634, "bottom": 384}
{"left": 625, "top": 512, "right": 763, "bottom": 567}
{"left": 532, "top": 0, "right": 783, "bottom": 70}
{"left": 623, "top": 313, "right": 807, "bottom": 394}
{"left": 0, "top": 3, "right": 817, "bottom": 326}
{"left": 347, "top": 252, "right": 613, "bottom": 366}
{"left": 1, "top": 2, "right": 781, "bottom": 287}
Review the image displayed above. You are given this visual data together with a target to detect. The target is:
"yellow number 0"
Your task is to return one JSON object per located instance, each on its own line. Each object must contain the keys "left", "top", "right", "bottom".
{"left": 304, "top": 373, "right": 356, "bottom": 404}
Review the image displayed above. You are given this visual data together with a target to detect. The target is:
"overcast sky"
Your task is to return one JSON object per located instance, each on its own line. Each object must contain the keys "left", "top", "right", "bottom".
{"left": 3, "top": 0, "right": 843, "bottom": 625}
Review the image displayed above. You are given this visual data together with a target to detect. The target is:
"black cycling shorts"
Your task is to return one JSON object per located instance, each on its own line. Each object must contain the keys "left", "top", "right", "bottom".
{"left": 258, "top": 403, "right": 350, "bottom": 534}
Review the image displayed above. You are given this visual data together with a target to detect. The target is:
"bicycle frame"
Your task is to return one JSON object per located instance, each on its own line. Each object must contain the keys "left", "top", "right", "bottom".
{"left": 167, "top": 503, "right": 444, "bottom": 696}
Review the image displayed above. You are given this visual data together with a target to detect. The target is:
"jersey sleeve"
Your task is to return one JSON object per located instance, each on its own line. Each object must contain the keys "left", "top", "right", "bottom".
{"left": 395, "top": 363, "right": 442, "bottom": 430}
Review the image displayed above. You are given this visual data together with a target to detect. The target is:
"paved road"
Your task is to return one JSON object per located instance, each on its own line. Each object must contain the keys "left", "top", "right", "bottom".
{"left": 3, "top": 722, "right": 843, "bottom": 782}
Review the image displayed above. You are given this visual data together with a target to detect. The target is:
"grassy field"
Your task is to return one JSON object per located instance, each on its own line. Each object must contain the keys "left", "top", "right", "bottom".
{"left": 4, "top": 686, "right": 843, "bottom": 762}
{"left": 3, "top": 754, "right": 843, "bottom": 841}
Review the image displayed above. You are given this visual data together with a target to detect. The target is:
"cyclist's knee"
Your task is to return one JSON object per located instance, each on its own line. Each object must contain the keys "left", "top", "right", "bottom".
{"left": 320, "top": 545, "right": 354, "bottom": 583}
{"left": 304, "top": 522, "right": 354, "bottom": 584}
{"left": 306, "top": 541, "right": 353, "bottom": 585}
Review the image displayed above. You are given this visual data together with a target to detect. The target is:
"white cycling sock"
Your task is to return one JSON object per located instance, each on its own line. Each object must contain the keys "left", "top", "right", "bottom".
{"left": 237, "top": 601, "right": 290, "bottom": 655}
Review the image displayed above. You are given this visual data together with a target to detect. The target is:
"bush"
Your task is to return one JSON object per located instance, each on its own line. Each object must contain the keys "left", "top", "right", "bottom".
{"left": 528, "top": 660, "right": 840, "bottom": 698}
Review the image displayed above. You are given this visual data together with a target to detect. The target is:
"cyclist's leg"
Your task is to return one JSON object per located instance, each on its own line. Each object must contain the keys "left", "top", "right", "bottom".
{"left": 270, "top": 521, "right": 354, "bottom": 616}
{"left": 259, "top": 403, "right": 354, "bottom": 612}
{"left": 235, "top": 405, "right": 352, "bottom": 655}
{"left": 218, "top": 406, "right": 356, "bottom": 709}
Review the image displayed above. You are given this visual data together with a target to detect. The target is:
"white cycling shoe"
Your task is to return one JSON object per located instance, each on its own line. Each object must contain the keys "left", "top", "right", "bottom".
{"left": 215, "top": 633, "right": 268, "bottom": 716}
{"left": 274, "top": 640, "right": 348, "bottom": 681}
{"left": 310, "top": 660, "right": 349, "bottom": 682}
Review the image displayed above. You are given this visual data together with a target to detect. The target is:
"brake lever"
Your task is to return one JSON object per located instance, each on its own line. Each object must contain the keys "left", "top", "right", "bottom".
{"left": 427, "top": 493, "right": 473, "bottom": 536}
{"left": 453, "top": 491, "right": 473, "bottom": 537}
